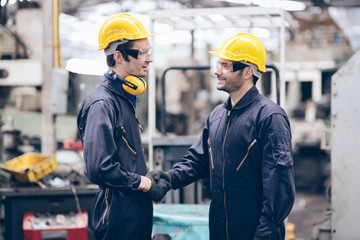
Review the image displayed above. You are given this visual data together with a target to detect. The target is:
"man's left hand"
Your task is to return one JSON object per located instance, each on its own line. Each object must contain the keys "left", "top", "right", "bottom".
{"left": 143, "top": 170, "right": 172, "bottom": 202}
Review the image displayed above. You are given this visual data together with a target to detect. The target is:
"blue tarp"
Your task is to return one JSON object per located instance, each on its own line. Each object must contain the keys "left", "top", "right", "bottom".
{"left": 153, "top": 204, "right": 210, "bottom": 240}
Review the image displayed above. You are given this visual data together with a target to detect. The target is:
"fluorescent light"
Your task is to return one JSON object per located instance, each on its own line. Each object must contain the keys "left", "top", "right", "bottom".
{"left": 251, "top": 27, "right": 271, "bottom": 39}
{"left": 65, "top": 58, "right": 107, "bottom": 76}
{"left": 219, "top": 0, "right": 306, "bottom": 11}
{"left": 194, "top": 16, "right": 207, "bottom": 24}
{"left": 216, "top": 0, "right": 251, "bottom": 4}
{"left": 253, "top": 0, "right": 272, "bottom": 8}
{"left": 154, "top": 22, "right": 173, "bottom": 34}
{"left": 279, "top": 0, "right": 306, "bottom": 11}
{"left": 0, "top": 0, "right": 7, "bottom": 7}
{"left": 208, "top": 14, "right": 227, "bottom": 22}
{"left": 154, "top": 30, "right": 192, "bottom": 45}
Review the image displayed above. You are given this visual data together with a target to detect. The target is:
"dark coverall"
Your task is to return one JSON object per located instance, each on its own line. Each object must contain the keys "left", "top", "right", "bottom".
{"left": 168, "top": 86, "right": 295, "bottom": 240}
{"left": 77, "top": 74, "right": 152, "bottom": 240}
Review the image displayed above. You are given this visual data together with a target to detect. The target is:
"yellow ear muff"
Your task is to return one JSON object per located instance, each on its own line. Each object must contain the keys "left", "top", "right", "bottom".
{"left": 123, "top": 75, "right": 147, "bottom": 96}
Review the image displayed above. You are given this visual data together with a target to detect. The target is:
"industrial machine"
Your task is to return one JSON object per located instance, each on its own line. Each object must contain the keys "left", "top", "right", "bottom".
{"left": 330, "top": 50, "right": 360, "bottom": 240}
{"left": 0, "top": 186, "right": 97, "bottom": 240}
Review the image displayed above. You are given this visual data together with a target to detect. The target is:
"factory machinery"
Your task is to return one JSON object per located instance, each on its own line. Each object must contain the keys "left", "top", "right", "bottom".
{"left": 0, "top": 4, "right": 356, "bottom": 240}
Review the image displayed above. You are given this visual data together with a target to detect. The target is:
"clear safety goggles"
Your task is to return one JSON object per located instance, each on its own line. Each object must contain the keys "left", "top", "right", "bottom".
{"left": 215, "top": 60, "right": 247, "bottom": 73}
{"left": 120, "top": 48, "right": 153, "bottom": 60}
{"left": 215, "top": 60, "right": 262, "bottom": 78}
{"left": 104, "top": 40, "right": 153, "bottom": 60}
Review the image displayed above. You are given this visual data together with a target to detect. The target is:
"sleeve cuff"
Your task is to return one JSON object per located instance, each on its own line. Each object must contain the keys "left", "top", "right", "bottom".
{"left": 129, "top": 173, "right": 141, "bottom": 190}
{"left": 167, "top": 170, "right": 177, "bottom": 189}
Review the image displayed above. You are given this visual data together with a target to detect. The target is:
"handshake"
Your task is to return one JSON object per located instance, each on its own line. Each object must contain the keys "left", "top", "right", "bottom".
{"left": 143, "top": 170, "right": 172, "bottom": 202}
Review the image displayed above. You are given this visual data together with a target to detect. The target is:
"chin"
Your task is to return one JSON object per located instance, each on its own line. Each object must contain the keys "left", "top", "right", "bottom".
{"left": 217, "top": 86, "right": 228, "bottom": 93}
{"left": 139, "top": 72, "right": 147, "bottom": 77}
{"left": 217, "top": 85, "right": 225, "bottom": 90}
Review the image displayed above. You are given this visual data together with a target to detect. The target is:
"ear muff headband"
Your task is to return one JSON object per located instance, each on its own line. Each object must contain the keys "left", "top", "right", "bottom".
{"left": 108, "top": 69, "right": 147, "bottom": 96}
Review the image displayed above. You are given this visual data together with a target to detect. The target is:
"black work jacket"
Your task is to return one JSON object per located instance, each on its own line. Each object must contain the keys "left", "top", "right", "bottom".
{"left": 168, "top": 86, "right": 295, "bottom": 240}
{"left": 77, "top": 74, "right": 152, "bottom": 240}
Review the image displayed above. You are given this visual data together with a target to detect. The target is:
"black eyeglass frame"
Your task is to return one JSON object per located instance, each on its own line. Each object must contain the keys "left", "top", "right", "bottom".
{"left": 119, "top": 49, "right": 140, "bottom": 59}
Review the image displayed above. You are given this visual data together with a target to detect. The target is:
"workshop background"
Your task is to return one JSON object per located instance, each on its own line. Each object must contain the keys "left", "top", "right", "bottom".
{"left": 1, "top": 0, "right": 359, "bottom": 239}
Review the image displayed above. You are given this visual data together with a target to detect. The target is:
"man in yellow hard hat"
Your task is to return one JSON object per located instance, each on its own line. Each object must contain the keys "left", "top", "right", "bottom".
{"left": 77, "top": 13, "right": 171, "bottom": 240}
{"left": 149, "top": 33, "right": 295, "bottom": 240}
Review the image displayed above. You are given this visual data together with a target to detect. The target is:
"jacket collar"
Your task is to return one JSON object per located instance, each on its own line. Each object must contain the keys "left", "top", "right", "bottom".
{"left": 100, "top": 73, "right": 129, "bottom": 99}
{"left": 224, "top": 86, "right": 259, "bottom": 110}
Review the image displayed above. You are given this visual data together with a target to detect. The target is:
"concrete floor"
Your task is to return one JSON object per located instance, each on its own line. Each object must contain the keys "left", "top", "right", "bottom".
{"left": 288, "top": 192, "right": 331, "bottom": 240}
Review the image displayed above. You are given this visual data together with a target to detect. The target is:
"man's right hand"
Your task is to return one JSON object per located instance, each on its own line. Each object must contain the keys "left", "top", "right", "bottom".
{"left": 143, "top": 170, "right": 172, "bottom": 202}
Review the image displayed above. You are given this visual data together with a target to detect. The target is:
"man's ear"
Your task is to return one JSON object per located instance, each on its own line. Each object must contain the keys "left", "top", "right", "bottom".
{"left": 243, "top": 66, "right": 253, "bottom": 80}
{"left": 113, "top": 51, "right": 123, "bottom": 64}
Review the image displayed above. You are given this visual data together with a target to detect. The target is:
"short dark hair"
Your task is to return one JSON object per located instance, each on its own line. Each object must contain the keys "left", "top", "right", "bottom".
{"left": 106, "top": 40, "right": 134, "bottom": 67}
{"left": 233, "top": 62, "right": 259, "bottom": 85}
{"left": 253, "top": 76, "right": 259, "bottom": 85}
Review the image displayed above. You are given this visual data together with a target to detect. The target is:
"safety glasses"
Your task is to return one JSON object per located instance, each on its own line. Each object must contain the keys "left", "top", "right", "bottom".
{"left": 215, "top": 60, "right": 249, "bottom": 73}
{"left": 120, "top": 48, "right": 153, "bottom": 60}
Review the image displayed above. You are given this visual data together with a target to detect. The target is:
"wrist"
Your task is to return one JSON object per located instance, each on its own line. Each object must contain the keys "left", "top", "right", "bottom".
{"left": 164, "top": 171, "right": 172, "bottom": 186}
{"left": 138, "top": 176, "right": 152, "bottom": 192}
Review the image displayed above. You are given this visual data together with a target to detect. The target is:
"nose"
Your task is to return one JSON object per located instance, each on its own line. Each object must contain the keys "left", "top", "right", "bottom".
{"left": 214, "top": 67, "right": 221, "bottom": 76}
{"left": 146, "top": 55, "right": 153, "bottom": 63}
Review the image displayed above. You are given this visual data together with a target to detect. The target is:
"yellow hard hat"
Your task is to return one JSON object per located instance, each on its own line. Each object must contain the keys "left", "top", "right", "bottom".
{"left": 98, "top": 13, "right": 153, "bottom": 51}
{"left": 210, "top": 33, "right": 266, "bottom": 73}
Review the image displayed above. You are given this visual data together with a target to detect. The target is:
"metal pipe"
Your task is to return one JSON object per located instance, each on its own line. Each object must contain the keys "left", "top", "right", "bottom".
{"left": 265, "top": 64, "right": 280, "bottom": 105}
{"left": 160, "top": 66, "right": 210, "bottom": 135}
{"left": 147, "top": 18, "right": 156, "bottom": 170}
{"left": 53, "top": 0, "right": 60, "bottom": 68}
{"left": 41, "top": 0, "right": 56, "bottom": 155}
{"left": 280, "top": 9, "right": 286, "bottom": 109}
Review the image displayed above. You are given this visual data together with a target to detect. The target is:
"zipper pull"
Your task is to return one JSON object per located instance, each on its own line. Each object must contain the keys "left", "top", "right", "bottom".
{"left": 227, "top": 110, "right": 231, "bottom": 122}
{"left": 121, "top": 126, "right": 126, "bottom": 133}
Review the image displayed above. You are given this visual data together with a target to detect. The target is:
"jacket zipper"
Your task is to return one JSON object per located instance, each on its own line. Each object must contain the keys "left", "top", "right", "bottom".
{"left": 102, "top": 188, "right": 109, "bottom": 224}
{"left": 135, "top": 118, "right": 147, "bottom": 161}
{"left": 208, "top": 139, "right": 214, "bottom": 169}
{"left": 120, "top": 126, "right": 137, "bottom": 155}
{"left": 222, "top": 110, "right": 231, "bottom": 240}
{"left": 236, "top": 139, "right": 257, "bottom": 171}
{"left": 125, "top": 98, "right": 147, "bottom": 166}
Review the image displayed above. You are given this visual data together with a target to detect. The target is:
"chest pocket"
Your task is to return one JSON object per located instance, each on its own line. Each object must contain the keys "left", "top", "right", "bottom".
{"left": 236, "top": 139, "right": 258, "bottom": 171}
{"left": 115, "top": 125, "right": 137, "bottom": 160}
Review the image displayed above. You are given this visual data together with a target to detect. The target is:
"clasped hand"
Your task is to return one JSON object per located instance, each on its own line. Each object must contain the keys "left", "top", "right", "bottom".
{"left": 144, "top": 170, "right": 172, "bottom": 202}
